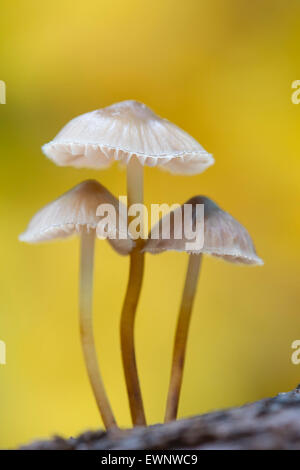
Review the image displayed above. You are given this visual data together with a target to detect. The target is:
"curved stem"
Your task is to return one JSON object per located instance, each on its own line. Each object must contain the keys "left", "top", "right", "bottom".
{"left": 79, "top": 229, "right": 116, "bottom": 430}
{"left": 120, "top": 157, "right": 146, "bottom": 426}
{"left": 165, "top": 254, "right": 202, "bottom": 423}
{"left": 120, "top": 248, "right": 146, "bottom": 425}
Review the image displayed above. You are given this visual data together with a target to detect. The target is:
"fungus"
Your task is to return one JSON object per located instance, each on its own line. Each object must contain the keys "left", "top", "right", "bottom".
{"left": 144, "top": 196, "right": 263, "bottom": 422}
{"left": 42, "top": 100, "right": 214, "bottom": 425}
{"left": 19, "top": 180, "right": 132, "bottom": 430}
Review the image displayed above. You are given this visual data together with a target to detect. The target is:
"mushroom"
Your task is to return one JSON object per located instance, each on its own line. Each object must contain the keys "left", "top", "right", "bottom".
{"left": 144, "top": 196, "right": 263, "bottom": 422}
{"left": 19, "top": 180, "right": 133, "bottom": 430}
{"left": 42, "top": 100, "right": 214, "bottom": 425}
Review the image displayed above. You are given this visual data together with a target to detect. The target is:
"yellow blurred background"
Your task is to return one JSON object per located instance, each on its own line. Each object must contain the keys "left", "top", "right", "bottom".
{"left": 0, "top": 0, "right": 300, "bottom": 448}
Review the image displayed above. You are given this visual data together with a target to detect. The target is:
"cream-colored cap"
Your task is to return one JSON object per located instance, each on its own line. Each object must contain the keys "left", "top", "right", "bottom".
{"left": 144, "top": 196, "right": 263, "bottom": 265}
{"left": 19, "top": 180, "right": 133, "bottom": 255}
{"left": 42, "top": 100, "right": 214, "bottom": 175}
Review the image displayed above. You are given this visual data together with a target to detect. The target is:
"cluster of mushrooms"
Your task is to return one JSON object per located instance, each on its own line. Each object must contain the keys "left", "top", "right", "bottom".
{"left": 20, "top": 100, "right": 263, "bottom": 430}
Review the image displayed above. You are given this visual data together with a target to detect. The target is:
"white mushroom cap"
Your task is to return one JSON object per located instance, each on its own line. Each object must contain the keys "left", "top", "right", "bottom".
{"left": 19, "top": 180, "right": 133, "bottom": 255}
{"left": 42, "top": 100, "right": 214, "bottom": 175}
{"left": 144, "top": 196, "right": 263, "bottom": 265}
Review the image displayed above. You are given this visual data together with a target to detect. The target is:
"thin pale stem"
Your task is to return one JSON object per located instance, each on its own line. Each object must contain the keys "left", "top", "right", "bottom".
{"left": 165, "top": 254, "right": 202, "bottom": 423}
{"left": 79, "top": 229, "right": 116, "bottom": 430}
{"left": 120, "top": 157, "right": 146, "bottom": 426}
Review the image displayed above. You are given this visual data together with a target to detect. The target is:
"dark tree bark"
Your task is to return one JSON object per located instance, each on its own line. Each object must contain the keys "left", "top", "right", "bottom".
{"left": 20, "top": 385, "right": 300, "bottom": 450}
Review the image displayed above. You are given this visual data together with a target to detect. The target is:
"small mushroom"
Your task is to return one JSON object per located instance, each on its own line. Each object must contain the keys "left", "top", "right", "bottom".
{"left": 42, "top": 100, "right": 214, "bottom": 426}
{"left": 41, "top": 100, "right": 214, "bottom": 174}
{"left": 144, "top": 196, "right": 263, "bottom": 422}
{"left": 19, "top": 180, "right": 132, "bottom": 430}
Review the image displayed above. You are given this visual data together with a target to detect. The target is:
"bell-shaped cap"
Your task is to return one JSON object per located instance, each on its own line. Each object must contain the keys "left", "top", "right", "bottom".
{"left": 42, "top": 100, "right": 213, "bottom": 175}
{"left": 144, "top": 196, "right": 263, "bottom": 265}
{"left": 19, "top": 180, "right": 134, "bottom": 255}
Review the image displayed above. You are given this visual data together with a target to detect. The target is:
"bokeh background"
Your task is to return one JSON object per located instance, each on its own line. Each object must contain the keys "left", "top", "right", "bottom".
{"left": 0, "top": 0, "right": 300, "bottom": 448}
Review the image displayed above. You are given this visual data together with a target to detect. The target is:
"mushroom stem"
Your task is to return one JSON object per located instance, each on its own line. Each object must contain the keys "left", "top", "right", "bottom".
{"left": 79, "top": 229, "right": 116, "bottom": 430}
{"left": 165, "top": 254, "right": 202, "bottom": 423}
{"left": 120, "top": 157, "right": 146, "bottom": 426}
